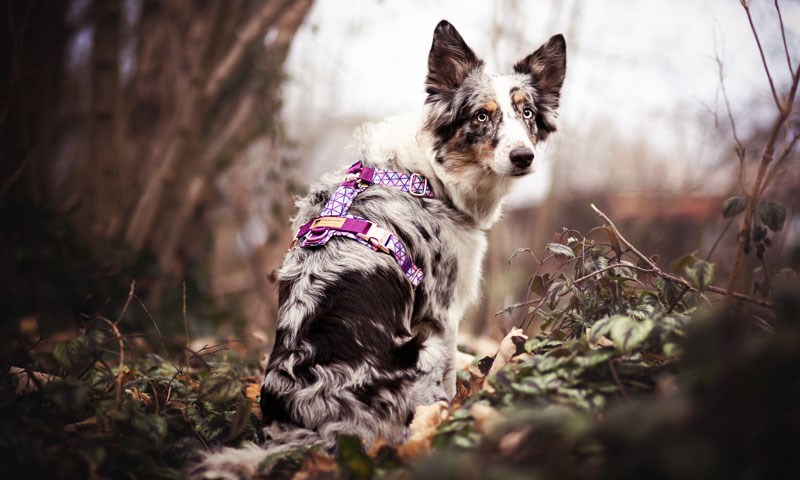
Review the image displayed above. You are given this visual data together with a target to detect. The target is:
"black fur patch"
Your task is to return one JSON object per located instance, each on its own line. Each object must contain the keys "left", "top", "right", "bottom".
{"left": 261, "top": 385, "right": 295, "bottom": 425}
{"left": 308, "top": 266, "right": 412, "bottom": 364}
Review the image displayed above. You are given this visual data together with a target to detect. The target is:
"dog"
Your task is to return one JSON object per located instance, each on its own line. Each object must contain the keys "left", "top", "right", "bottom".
{"left": 191, "top": 19, "right": 565, "bottom": 478}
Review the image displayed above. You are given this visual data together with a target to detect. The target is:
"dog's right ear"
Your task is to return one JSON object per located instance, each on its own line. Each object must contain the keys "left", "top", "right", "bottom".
{"left": 426, "top": 20, "right": 484, "bottom": 95}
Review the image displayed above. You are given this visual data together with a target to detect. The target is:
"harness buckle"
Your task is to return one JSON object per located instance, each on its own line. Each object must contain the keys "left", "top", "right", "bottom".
{"left": 343, "top": 172, "right": 370, "bottom": 189}
{"left": 357, "top": 223, "right": 392, "bottom": 254}
{"left": 409, "top": 173, "right": 428, "bottom": 197}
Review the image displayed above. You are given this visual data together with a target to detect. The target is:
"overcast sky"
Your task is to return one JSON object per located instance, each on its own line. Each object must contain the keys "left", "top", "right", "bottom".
{"left": 280, "top": 0, "right": 800, "bottom": 206}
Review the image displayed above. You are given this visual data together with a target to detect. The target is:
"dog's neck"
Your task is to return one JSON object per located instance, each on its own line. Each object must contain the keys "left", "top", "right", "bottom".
{"left": 353, "top": 112, "right": 515, "bottom": 230}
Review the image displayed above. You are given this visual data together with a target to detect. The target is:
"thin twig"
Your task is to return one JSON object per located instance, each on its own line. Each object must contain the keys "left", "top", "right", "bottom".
{"left": 182, "top": 281, "right": 189, "bottom": 344}
{"left": 146, "top": 377, "right": 161, "bottom": 415}
{"left": 96, "top": 357, "right": 121, "bottom": 411}
{"left": 774, "top": 0, "right": 794, "bottom": 76}
{"left": 100, "top": 332, "right": 229, "bottom": 372}
{"left": 608, "top": 359, "right": 629, "bottom": 400}
{"left": 590, "top": 204, "right": 776, "bottom": 309}
{"left": 706, "top": 217, "right": 735, "bottom": 261}
{"left": 591, "top": 205, "right": 658, "bottom": 272}
{"left": 715, "top": 50, "right": 747, "bottom": 191}
{"left": 96, "top": 316, "right": 125, "bottom": 410}
{"left": 743, "top": 3, "right": 783, "bottom": 111}
{"left": 760, "top": 130, "right": 800, "bottom": 197}
{"left": 115, "top": 279, "right": 135, "bottom": 325}
{"left": 134, "top": 293, "right": 177, "bottom": 369}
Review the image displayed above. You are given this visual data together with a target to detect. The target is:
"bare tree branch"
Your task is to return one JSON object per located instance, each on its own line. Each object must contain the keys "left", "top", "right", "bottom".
{"left": 725, "top": 0, "right": 800, "bottom": 298}
{"left": 203, "top": 0, "right": 294, "bottom": 99}
{"left": 774, "top": 0, "right": 794, "bottom": 76}
{"left": 743, "top": 2, "right": 783, "bottom": 112}
{"left": 591, "top": 204, "right": 776, "bottom": 309}
{"left": 760, "top": 129, "right": 800, "bottom": 197}
{"left": 715, "top": 51, "right": 747, "bottom": 191}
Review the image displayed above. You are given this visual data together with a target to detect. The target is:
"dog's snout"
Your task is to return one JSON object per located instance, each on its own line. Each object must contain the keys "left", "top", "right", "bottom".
{"left": 509, "top": 147, "right": 534, "bottom": 169}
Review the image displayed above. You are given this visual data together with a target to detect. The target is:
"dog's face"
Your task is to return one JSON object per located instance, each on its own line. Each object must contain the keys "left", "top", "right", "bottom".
{"left": 423, "top": 21, "right": 566, "bottom": 178}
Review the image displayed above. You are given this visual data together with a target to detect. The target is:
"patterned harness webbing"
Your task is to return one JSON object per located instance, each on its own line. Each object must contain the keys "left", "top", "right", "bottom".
{"left": 292, "top": 161, "right": 434, "bottom": 288}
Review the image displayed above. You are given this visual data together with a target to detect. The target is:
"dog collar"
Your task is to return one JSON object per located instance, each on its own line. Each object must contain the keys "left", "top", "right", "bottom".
{"left": 292, "top": 161, "right": 433, "bottom": 288}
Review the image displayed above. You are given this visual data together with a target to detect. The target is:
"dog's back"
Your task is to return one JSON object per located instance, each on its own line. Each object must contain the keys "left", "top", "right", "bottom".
{"left": 261, "top": 174, "right": 458, "bottom": 446}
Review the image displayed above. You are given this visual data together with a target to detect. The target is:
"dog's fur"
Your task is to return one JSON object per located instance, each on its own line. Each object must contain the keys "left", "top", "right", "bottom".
{"left": 190, "top": 20, "right": 565, "bottom": 478}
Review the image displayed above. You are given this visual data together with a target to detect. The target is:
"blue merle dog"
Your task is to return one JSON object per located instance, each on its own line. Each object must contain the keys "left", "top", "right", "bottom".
{"left": 192, "top": 19, "right": 566, "bottom": 478}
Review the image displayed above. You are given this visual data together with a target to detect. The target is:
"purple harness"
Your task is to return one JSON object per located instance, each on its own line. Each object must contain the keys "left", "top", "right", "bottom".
{"left": 292, "top": 161, "right": 433, "bottom": 288}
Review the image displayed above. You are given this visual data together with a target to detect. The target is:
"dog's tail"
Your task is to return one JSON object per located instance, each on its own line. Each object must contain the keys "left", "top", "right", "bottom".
{"left": 185, "top": 423, "right": 326, "bottom": 480}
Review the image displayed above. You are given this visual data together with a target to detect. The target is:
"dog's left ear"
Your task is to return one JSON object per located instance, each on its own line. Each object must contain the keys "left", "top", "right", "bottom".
{"left": 514, "top": 35, "right": 567, "bottom": 138}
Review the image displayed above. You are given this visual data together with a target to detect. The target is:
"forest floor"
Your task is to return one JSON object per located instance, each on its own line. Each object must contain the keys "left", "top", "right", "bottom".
{"left": 3, "top": 227, "right": 799, "bottom": 479}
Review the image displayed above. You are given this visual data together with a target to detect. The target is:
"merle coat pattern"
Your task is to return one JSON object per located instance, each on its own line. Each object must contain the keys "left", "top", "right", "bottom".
{"left": 191, "top": 20, "right": 566, "bottom": 479}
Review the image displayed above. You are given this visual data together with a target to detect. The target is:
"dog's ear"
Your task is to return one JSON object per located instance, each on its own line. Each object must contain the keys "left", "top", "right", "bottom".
{"left": 514, "top": 35, "right": 566, "bottom": 139}
{"left": 426, "top": 20, "right": 484, "bottom": 95}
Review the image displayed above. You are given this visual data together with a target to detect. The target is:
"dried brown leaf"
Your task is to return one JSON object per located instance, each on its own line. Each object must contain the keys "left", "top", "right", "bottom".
{"left": 483, "top": 328, "right": 527, "bottom": 388}
{"left": 398, "top": 401, "right": 450, "bottom": 460}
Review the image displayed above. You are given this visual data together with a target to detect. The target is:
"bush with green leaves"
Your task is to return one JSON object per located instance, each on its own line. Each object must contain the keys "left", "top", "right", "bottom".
{"left": 1, "top": 317, "right": 262, "bottom": 479}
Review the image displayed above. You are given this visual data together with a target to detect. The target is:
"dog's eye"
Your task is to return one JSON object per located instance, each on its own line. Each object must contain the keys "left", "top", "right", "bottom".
{"left": 475, "top": 110, "right": 489, "bottom": 123}
{"left": 523, "top": 107, "right": 534, "bottom": 119}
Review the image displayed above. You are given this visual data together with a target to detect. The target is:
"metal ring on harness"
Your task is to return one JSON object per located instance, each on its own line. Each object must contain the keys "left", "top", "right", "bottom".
{"left": 409, "top": 173, "right": 428, "bottom": 197}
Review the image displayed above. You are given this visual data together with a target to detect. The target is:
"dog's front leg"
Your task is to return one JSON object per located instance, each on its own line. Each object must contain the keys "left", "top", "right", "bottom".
{"left": 412, "top": 334, "right": 451, "bottom": 405}
{"left": 441, "top": 324, "right": 458, "bottom": 399}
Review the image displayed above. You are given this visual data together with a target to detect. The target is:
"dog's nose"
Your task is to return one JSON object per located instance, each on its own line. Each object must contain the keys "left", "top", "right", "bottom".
{"left": 509, "top": 147, "right": 534, "bottom": 169}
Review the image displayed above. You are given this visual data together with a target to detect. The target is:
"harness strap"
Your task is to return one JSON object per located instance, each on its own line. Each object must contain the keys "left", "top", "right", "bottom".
{"left": 344, "top": 161, "right": 434, "bottom": 198}
{"left": 292, "top": 161, "right": 433, "bottom": 288}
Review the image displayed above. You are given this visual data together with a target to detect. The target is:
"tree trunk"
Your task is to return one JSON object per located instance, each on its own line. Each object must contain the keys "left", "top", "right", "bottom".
{"left": 87, "top": 0, "right": 122, "bottom": 238}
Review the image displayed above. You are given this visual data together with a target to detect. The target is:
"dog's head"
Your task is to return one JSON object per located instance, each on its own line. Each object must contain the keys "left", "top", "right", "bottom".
{"left": 423, "top": 20, "right": 566, "bottom": 178}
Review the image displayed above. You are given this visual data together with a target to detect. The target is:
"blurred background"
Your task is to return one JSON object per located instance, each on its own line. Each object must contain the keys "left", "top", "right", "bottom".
{"left": 2, "top": 0, "right": 799, "bottom": 361}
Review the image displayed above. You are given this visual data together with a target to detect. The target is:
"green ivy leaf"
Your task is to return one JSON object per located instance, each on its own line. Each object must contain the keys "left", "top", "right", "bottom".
{"left": 670, "top": 251, "right": 698, "bottom": 274}
{"left": 512, "top": 379, "right": 543, "bottom": 395}
{"left": 589, "top": 315, "right": 616, "bottom": 342}
{"left": 656, "top": 277, "right": 685, "bottom": 308}
{"left": 508, "top": 248, "right": 534, "bottom": 264}
{"left": 721, "top": 196, "right": 747, "bottom": 218}
{"left": 603, "top": 226, "right": 622, "bottom": 257}
{"left": 662, "top": 342, "right": 681, "bottom": 357}
{"left": 611, "top": 261, "right": 637, "bottom": 281}
{"left": 684, "top": 259, "right": 716, "bottom": 291}
{"left": 45, "top": 379, "right": 92, "bottom": 416}
{"left": 546, "top": 243, "right": 575, "bottom": 259}
{"left": 529, "top": 274, "right": 548, "bottom": 296}
{"left": 199, "top": 374, "right": 241, "bottom": 405}
{"left": 226, "top": 395, "right": 254, "bottom": 441}
{"left": 609, "top": 316, "right": 654, "bottom": 353}
{"left": 53, "top": 336, "right": 92, "bottom": 373}
{"left": 450, "top": 431, "right": 482, "bottom": 449}
{"left": 758, "top": 201, "right": 786, "bottom": 231}
{"left": 130, "top": 411, "right": 168, "bottom": 447}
